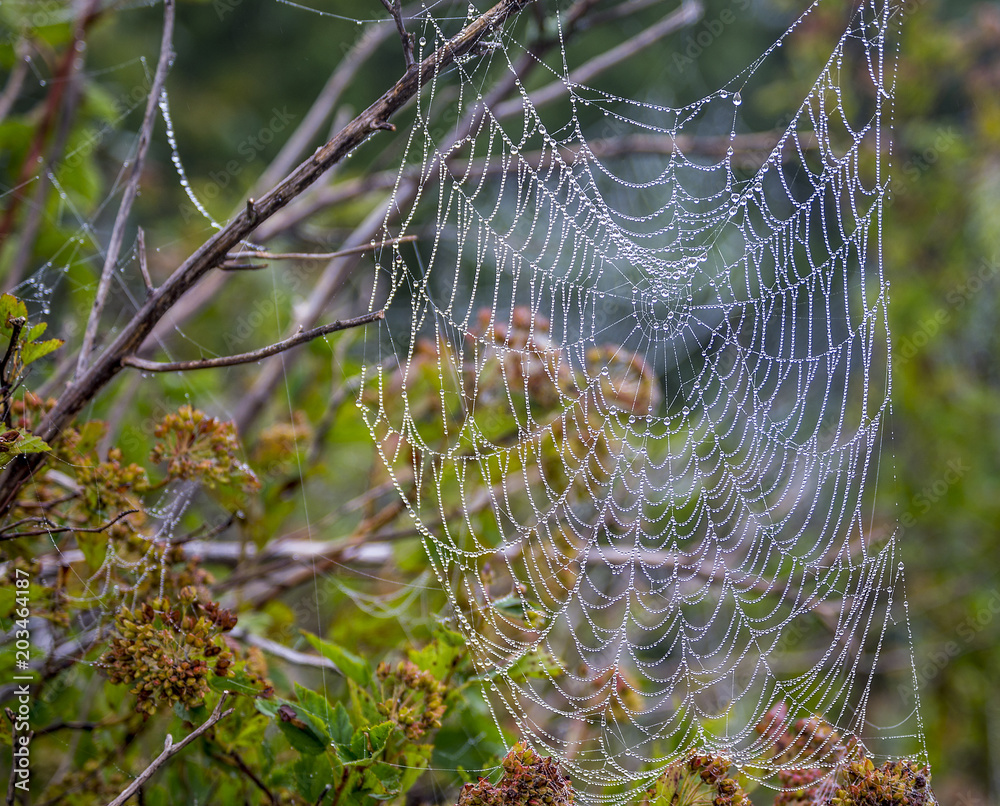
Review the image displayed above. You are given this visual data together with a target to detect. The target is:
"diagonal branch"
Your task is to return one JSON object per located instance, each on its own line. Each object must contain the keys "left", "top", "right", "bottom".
{"left": 106, "top": 693, "right": 235, "bottom": 806}
{"left": 75, "top": 0, "right": 176, "bottom": 378}
{"left": 0, "top": 0, "right": 533, "bottom": 514}
{"left": 121, "top": 311, "right": 384, "bottom": 373}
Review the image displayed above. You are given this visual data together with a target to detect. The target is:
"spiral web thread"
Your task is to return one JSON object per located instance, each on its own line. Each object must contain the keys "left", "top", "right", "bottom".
{"left": 360, "top": 0, "right": 921, "bottom": 797}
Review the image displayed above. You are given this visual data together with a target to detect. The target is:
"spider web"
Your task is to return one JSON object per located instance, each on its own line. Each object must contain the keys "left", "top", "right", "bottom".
{"left": 360, "top": 0, "right": 922, "bottom": 795}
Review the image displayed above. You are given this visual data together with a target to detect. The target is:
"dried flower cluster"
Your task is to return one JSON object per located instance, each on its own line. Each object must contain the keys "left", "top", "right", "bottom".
{"left": 640, "top": 751, "right": 750, "bottom": 806}
{"left": 458, "top": 743, "right": 574, "bottom": 806}
{"left": 150, "top": 404, "right": 260, "bottom": 491}
{"left": 827, "top": 755, "right": 936, "bottom": 806}
{"left": 99, "top": 590, "right": 237, "bottom": 715}
{"left": 376, "top": 659, "right": 447, "bottom": 740}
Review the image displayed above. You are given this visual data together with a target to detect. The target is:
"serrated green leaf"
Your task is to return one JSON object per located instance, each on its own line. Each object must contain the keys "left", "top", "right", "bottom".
{"left": 302, "top": 631, "right": 371, "bottom": 687}
{"left": 294, "top": 682, "right": 335, "bottom": 733}
{"left": 0, "top": 294, "right": 27, "bottom": 330}
{"left": 367, "top": 721, "right": 394, "bottom": 753}
{"left": 0, "top": 430, "right": 51, "bottom": 469}
{"left": 275, "top": 702, "right": 329, "bottom": 756}
{"left": 21, "top": 338, "right": 62, "bottom": 366}
{"left": 331, "top": 701, "right": 353, "bottom": 745}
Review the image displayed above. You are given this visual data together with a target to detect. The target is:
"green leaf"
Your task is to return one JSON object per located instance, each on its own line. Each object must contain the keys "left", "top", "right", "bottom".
{"left": 330, "top": 702, "right": 354, "bottom": 745}
{"left": 302, "top": 631, "right": 372, "bottom": 687}
{"left": 275, "top": 702, "right": 330, "bottom": 756}
{"left": 0, "top": 430, "right": 51, "bottom": 469}
{"left": 342, "top": 720, "right": 395, "bottom": 764}
{"left": 294, "top": 682, "right": 335, "bottom": 733}
{"left": 367, "top": 721, "right": 394, "bottom": 754}
{"left": 21, "top": 338, "right": 63, "bottom": 366}
{"left": 0, "top": 294, "right": 27, "bottom": 330}
{"left": 293, "top": 754, "right": 333, "bottom": 802}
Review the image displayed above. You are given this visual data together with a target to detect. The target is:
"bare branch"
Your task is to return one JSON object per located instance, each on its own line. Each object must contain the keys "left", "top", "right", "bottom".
{"left": 136, "top": 227, "right": 154, "bottom": 296}
{"left": 106, "top": 693, "right": 235, "bottom": 806}
{"left": 121, "top": 311, "right": 384, "bottom": 373}
{"left": 379, "top": 0, "right": 415, "bottom": 70}
{"left": 76, "top": 0, "right": 176, "bottom": 378}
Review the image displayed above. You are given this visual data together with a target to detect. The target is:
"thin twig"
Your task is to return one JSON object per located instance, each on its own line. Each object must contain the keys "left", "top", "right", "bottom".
{"left": 106, "top": 693, "right": 235, "bottom": 806}
{"left": 379, "top": 0, "right": 415, "bottom": 70}
{"left": 121, "top": 311, "right": 384, "bottom": 373}
{"left": 225, "top": 234, "right": 417, "bottom": 262}
{"left": 315, "top": 784, "right": 333, "bottom": 806}
{"left": 75, "top": 0, "right": 176, "bottom": 378}
{"left": 136, "top": 227, "right": 154, "bottom": 296}
{"left": 0, "top": 509, "right": 137, "bottom": 541}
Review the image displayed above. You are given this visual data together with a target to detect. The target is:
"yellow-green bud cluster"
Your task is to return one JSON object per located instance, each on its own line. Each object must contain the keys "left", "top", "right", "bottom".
{"left": 150, "top": 405, "right": 260, "bottom": 491}
{"left": 376, "top": 659, "right": 447, "bottom": 740}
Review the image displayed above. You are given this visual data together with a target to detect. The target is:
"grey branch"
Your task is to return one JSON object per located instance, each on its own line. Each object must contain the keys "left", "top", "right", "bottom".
{"left": 121, "top": 311, "right": 384, "bottom": 373}
{"left": 105, "top": 693, "right": 235, "bottom": 806}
